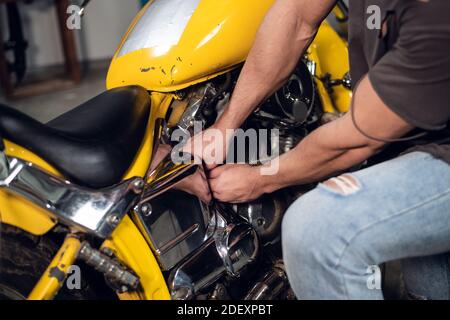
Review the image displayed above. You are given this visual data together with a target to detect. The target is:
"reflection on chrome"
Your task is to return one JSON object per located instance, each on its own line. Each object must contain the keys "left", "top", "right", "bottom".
{"left": 0, "top": 153, "right": 142, "bottom": 238}
{"left": 132, "top": 154, "right": 261, "bottom": 299}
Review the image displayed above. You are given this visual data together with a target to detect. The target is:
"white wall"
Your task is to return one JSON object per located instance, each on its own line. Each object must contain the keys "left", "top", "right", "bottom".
{"left": 1, "top": 0, "right": 141, "bottom": 69}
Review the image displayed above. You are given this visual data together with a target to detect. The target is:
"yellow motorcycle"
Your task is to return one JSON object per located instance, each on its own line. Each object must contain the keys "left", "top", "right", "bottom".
{"left": 0, "top": 0, "right": 351, "bottom": 300}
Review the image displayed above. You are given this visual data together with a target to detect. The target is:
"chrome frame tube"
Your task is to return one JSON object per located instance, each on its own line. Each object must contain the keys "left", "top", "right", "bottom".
{"left": 0, "top": 153, "right": 143, "bottom": 238}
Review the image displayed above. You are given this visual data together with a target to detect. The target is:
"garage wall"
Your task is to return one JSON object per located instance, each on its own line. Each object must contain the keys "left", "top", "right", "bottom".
{"left": 1, "top": 0, "right": 141, "bottom": 70}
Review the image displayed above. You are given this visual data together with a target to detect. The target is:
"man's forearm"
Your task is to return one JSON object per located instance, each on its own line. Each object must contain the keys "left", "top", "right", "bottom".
{"left": 215, "top": 0, "right": 336, "bottom": 130}
{"left": 262, "top": 122, "right": 377, "bottom": 193}
{"left": 259, "top": 75, "right": 415, "bottom": 193}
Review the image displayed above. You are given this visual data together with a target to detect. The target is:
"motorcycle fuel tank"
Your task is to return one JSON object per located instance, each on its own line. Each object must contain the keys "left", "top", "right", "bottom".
{"left": 106, "top": 0, "right": 275, "bottom": 92}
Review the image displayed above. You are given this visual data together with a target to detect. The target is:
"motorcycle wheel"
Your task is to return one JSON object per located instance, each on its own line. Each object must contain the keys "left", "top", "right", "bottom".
{"left": 0, "top": 224, "right": 115, "bottom": 300}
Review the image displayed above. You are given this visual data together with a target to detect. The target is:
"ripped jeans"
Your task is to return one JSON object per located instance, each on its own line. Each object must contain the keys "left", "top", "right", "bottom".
{"left": 282, "top": 152, "right": 450, "bottom": 299}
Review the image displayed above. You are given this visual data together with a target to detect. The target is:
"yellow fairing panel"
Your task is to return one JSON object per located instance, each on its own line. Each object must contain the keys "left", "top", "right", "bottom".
{"left": 309, "top": 21, "right": 352, "bottom": 113}
{"left": 102, "top": 215, "right": 170, "bottom": 300}
{"left": 107, "top": 0, "right": 275, "bottom": 91}
{"left": 0, "top": 189, "right": 57, "bottom": 236}
{"left": 0, "top": 141, "right": 58, "bottom": 235}
{"left": 107, "top": 0, "right": 350, "bottom": 112}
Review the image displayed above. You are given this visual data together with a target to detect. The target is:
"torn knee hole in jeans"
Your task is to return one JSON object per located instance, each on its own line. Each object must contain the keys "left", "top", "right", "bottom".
{"left": 321, "top": 174, "right": 362, "bottom": 196}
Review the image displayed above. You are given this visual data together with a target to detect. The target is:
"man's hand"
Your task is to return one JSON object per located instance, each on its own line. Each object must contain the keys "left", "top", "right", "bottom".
{"left": 175, "top": 169, "right": 212, "bottom": 204}
{"left": 209, "top": 164, "right": 267, "bottom": 203}
{"left": 151, "top": 143, "right": 212, "bottom": 203}
{"left": 183, "top": 125, "right": 233, "bottom": 170}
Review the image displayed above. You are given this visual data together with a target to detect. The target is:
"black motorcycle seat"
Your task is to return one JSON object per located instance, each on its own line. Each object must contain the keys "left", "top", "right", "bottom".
{"left": 0, "top": 86, "right": 150, "bottom": 188}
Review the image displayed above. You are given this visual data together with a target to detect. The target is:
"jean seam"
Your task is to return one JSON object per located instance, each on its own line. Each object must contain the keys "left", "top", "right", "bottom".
{"left": 333, "top": 188, "right": 450, "bottom": 298}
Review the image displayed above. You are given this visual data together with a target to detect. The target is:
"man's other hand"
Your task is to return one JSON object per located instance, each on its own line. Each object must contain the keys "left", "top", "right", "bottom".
{"left": 209, "top": 164, "right": 266, "bottom": 203}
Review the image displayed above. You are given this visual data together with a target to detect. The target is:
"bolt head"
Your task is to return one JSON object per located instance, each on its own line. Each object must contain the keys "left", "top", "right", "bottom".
{"left": 107, "top": 214, "right": 121, "bottom": 226}
{"left": 140, "top": 203, "right": 152, "bottom": 217}
{"left": 132, "top": 179, "right": 145, "bottom": 193}
{"left": 101, "top": 247, "right": 114, "bottom": 257}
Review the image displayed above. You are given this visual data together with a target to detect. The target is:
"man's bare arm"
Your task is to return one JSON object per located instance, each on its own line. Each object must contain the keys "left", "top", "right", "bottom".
{"left": 215, "top": 0, "right": 337, "bottom": 131}
{"left": 260, "top": 76, "right": 415, "bottom": 193}
{"left": 210, "top": 76, "right": 415, "bottom": 203}
{"left": 209, "top": 76, "right": 416, "bottom": 202}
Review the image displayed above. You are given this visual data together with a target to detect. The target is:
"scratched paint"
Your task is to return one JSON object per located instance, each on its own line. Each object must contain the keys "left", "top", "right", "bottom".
{"left": 118, "top": 0, "right": 200, "bottom": 58}
{"left": 48, "top": 266, "right": 66, "bottom": 283}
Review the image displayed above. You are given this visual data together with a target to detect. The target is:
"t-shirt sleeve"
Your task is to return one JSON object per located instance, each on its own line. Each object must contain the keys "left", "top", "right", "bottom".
{"left": 368, "top": 0, "right": 450, "bottom": 131}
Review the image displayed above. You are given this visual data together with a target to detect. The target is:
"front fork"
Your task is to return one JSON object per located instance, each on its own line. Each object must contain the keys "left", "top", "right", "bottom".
{"left": 28, "top": 234, "right": 82, "bottom": 300}
{"left": 27, "top": 231, "right": 141, "bottom": 300}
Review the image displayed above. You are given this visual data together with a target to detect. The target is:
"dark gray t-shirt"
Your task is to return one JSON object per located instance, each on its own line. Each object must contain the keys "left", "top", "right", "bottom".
{"left": 348, "top": 0, "right": 450, "bottom": 163}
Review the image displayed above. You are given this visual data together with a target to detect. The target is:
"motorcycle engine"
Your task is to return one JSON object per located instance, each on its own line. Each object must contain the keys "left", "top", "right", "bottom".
{"left": 145, "top": 59, "right": 322, "bottom": 299}
{"left": 253, "top": 60, "right": 320, "bottom": 130}
{"left": 203, "top": 60, "right": 322, "bottom": 244}
{"left": 247, "top": 59, "right": 321, "bottom": 157}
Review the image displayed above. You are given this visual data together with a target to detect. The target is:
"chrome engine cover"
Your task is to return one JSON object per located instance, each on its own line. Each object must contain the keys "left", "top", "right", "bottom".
{"left": 134, "top": 185, "right": 260, "bottom": 298}
{"left": 168, "top": 205, "right": 260, "bottom": 300}
{"left": 132, "top": 155, "right": 260, "bottom": 299}
{"left": 134, "top": 188, "right": 215, "bottom": 271}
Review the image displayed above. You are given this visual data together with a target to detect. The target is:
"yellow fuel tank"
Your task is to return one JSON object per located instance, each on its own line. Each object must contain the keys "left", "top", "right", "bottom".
{"left": 106, "top": 0, "right": 275, "bottom": 92}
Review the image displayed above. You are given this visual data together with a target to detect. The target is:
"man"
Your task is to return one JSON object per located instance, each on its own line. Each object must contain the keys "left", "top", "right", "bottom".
{"left": 192, "top": 0, "right": 450, "bottom": 299}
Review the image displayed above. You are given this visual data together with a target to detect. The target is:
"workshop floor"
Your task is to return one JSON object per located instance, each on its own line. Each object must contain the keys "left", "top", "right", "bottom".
{"left": 0, "top": 62, "right": 108, "bottom": 123}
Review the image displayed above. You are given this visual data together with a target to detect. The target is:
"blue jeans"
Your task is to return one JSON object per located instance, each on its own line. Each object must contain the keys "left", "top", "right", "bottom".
{"left": 282, "top": 152, "right": 450, "bottom": 299}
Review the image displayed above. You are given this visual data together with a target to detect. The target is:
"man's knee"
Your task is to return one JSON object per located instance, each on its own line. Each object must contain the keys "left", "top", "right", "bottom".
{"left": 282, "top": 181, "right": 368, "bottom": 268}
{"left": 282, "top": 190, "right": 338, "bottom": 265}
{"left": 321, "top": 174, "right": 362, "bottom": 196}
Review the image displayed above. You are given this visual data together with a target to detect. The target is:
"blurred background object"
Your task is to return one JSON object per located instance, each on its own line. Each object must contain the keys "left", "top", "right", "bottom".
{"left": 0, "top": 0, "right": 140, "bottom": 121}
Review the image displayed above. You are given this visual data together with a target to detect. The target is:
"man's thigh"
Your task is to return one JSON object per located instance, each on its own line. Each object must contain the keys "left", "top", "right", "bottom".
{"left": 283, "top": 151, "right": 450, "bottom": 271}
